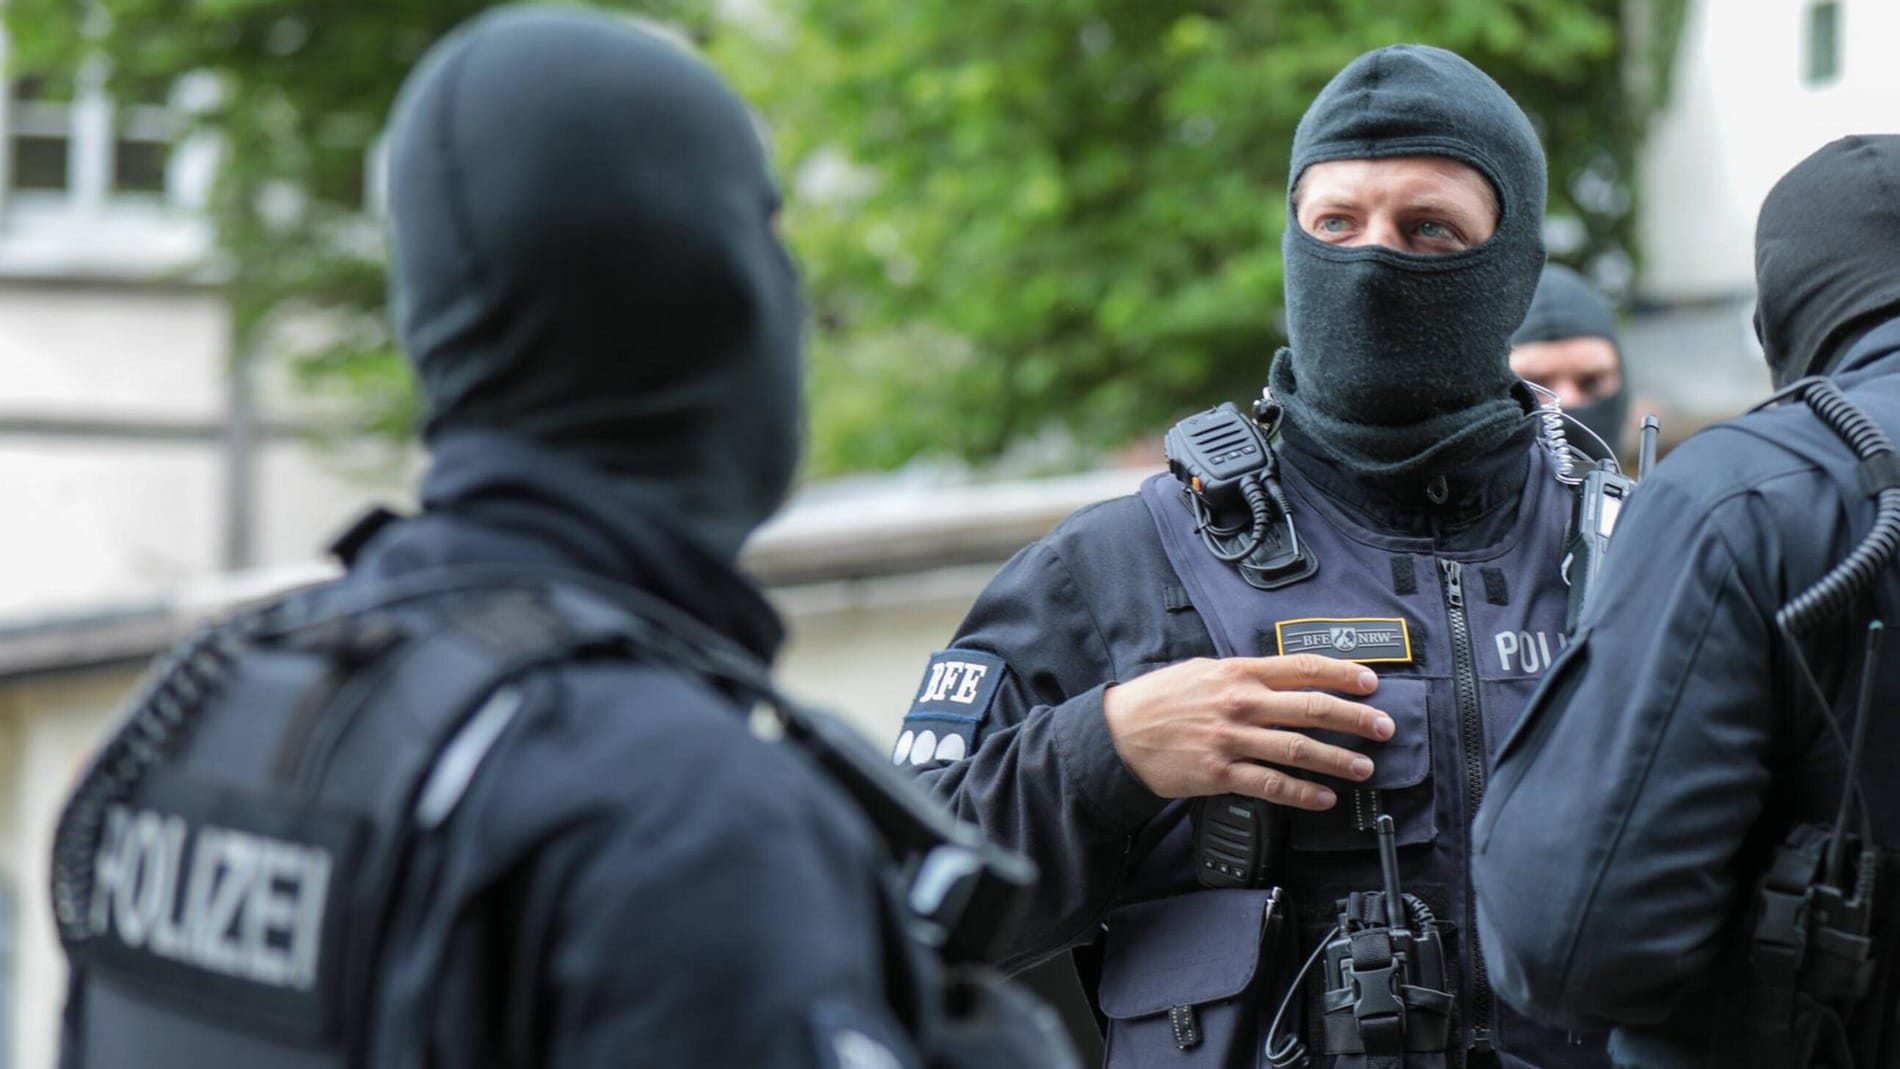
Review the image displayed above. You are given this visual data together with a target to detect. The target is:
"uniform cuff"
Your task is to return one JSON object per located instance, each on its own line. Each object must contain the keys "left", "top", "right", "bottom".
{"left": 1053, "top": 683, "right": 1167, "bottom": 833}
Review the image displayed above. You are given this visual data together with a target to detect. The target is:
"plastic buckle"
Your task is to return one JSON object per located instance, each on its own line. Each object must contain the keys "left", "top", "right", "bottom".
{"left": 1754, "top": 887, "right": 1812, "bottom": 951}
{"left": 1349, "top": 960, "right": 1405, "bottom": 1022}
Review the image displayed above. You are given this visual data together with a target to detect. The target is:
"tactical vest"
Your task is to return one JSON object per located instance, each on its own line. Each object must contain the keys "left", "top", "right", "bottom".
{"left": 50, "top": 565, "right": 1037, "bottom": 1068}
{"left": 1094, "top": 443, "right": 1608, "bottom": 1068}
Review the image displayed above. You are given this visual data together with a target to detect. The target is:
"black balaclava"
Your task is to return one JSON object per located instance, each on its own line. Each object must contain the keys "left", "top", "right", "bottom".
{"left": 1755, "top": 135, "right": 1900, "bottom": 386}
{"left": 386, "top": 5, "right": 802, "bottom": 562}
{"left": 1268, "top": 44, "right": 1548, "bottom": 479}
{"left": 1511, "top": 263, "right": 1627, "bottom": 458}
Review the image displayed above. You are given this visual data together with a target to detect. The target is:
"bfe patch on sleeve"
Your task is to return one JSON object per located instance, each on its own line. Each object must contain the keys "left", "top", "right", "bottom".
{"left": 892, "top": 648, "right": 1005, "bottom": 766}
{"left": 1273, "top": 617, "right": 1413, "bottom": 663}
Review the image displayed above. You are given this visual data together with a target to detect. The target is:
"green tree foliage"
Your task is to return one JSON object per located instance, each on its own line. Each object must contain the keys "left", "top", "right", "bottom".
{"left": 7, "top": 0, "right": 1681, "bottom": 473}
{"left": 730, "top": 0, "right": 1683, "bottom": 472}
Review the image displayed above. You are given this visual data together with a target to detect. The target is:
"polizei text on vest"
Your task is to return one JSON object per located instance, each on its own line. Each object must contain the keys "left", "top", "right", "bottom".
{"left": 88, "top": 804, "right": 334, "bottom": 991}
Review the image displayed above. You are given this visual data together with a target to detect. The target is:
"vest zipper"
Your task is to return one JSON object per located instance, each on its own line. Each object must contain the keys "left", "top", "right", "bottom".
{"left": 1439, "top": 557, "right": 1495, "bottom": 1057}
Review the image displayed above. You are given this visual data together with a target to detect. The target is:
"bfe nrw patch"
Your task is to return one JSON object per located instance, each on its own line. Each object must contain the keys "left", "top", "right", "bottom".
{"left": 1273, "top": 617, "right": 1413, "bottom": 664}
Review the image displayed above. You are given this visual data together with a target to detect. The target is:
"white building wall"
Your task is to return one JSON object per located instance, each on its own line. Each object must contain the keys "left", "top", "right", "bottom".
{"left": 0, "top": 438, "right": 223, "bottom": 610}
{"left": 0, "top": 286, "right": 224, "bottom": 417}
{"left": 1638, "top": 0, "right": 1900, "bottom": 302}
{"left": 0, "top": 284, "right": 410, "bottom": 616}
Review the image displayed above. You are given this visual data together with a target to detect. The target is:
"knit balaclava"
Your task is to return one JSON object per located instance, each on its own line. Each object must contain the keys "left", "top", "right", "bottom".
{"left": 385, "top": 6, "right": 803, "bottom": 562}
{"left": 1269, "top": 44, "right": 1548, "bottom": 478}
{"left": 1755, "top": 135, "right": 1900, "bottom": 386}
{"left": 1511, "top": 263, "right": 1628, "bottom": 459}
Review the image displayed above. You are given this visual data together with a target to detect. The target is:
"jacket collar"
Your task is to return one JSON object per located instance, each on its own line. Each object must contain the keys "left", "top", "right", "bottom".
{"left": 352, "top": 429, "right": 784, "bottom": 662}
{"left": 1830, "top": 317, "right": 1900, "bottom": 381}
{"left": 1276, "top": 418, "right": 1537, "bottom": 545}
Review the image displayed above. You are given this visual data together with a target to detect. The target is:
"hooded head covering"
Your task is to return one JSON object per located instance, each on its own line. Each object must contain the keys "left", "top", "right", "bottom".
{"left": 1268, "top": 44, "right": 1547, "bottom": 479}
{"left": 1755, "top": 135, "right": 1900, "bottom": 386}
{"left": 385, "top": 5, "right": 803, "bottom": 561}
{"left": 1511, "top": 263, "right": 1627, "bottom": 458}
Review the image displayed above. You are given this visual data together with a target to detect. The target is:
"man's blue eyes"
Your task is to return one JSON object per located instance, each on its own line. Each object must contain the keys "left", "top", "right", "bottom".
{"left": 1311, "top": 216, "right": 1462, "bottom": 249}
{"left": 1314, "top": 217, "right": 1455, "bottom": 239}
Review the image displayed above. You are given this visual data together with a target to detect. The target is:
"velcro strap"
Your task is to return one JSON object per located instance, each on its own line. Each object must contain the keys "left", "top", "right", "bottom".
{"left": 1341, "top": 892, "right": 1390, "bottom": 928}
{"left": 1351, "top": 928, "right": 1394, "bottom": 971}
{"left": 1858, "top": 451, "right": 1900, "bottom": 496}
{"left": 1358, "top": 1012, "right": 1405, "bottom": 1057}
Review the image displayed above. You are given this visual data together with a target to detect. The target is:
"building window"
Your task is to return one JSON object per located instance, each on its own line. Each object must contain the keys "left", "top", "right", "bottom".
{"left": 8, "top": 75, "right": 74, "bottom": 194}
{"left": 1806, "top": 1, "right": 1841, "bottom": 85}
{"left": 5, "top": 67, "right": 175, "bottom": 203}
{"left": 112, "top": 101, "right": 173, "bottom": 196}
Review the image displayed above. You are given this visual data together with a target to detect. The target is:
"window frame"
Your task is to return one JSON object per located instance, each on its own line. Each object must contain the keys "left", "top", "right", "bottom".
{"left": 4, "top": 58, "right": 181, "bottom": 208}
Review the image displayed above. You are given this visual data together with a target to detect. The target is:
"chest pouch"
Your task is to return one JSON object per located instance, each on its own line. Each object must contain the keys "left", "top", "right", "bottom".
{"left": 1263, "top": 816, "right": 1453, "bottom": 1069}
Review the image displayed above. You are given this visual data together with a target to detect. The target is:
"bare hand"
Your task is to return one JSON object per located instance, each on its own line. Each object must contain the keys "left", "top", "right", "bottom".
{"left": 1102, "top": 655, "right": 1394, "bottom": 811}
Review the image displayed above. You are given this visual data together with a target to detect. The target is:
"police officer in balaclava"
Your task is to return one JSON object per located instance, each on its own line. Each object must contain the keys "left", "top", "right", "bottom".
{"left": 51, "top": 6, "right": 1075, "bottom": 1068}
{"left": 1510, "top": 263, "right": 1631, "bottom": 461}
{"left": 1476, "top": 133, "right": 1900, "bottom": 1069}
{"left": 890, "top": 45, "right": 1608, "bottom": 1068}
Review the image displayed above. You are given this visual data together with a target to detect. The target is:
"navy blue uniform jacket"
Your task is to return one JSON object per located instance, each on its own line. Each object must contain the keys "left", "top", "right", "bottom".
{"left": 912, "top": 429, "right": 1549, "bottom": 964}
{"left": 54, "top": 434, "right": 938, "bottom": 1069}
{"left": 1472, "top": 323, "right": 1900, "bottom": 1066}
{"left": 357, "top": 438, "right": 932, "bottom": 1067}
{"left": 906, "top": 423, "right": 1614, "bottom": 1066}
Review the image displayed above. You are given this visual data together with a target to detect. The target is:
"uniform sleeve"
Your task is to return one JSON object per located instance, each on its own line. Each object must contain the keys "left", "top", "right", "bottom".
{"left": 904, "top": 536, "right": 1169, "bottom": 971}
{"left": 1471, "top": 466, "right": 1788, "bottom": 1030}
{"left": 538, "top": 754, "right": 931, "bottom": 1069}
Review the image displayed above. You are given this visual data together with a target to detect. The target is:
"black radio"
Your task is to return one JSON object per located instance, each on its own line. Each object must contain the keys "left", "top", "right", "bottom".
{"left": 1191, "top": 795, "right": 1286, "bottom": 889}
{"left": 1561, "top": 415, "right": 1659, "bottom": 632}
{"left": 1560, "top": 458, "right": 1634, "bottom": 631}
{"left": 1164, "top": 399, "right": 1316, "bottom": 591}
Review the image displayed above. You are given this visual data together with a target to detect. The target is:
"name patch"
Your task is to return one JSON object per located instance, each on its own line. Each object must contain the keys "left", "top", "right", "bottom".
{"left": 1274, "top": 617, "right": 1413, "bottom": 663}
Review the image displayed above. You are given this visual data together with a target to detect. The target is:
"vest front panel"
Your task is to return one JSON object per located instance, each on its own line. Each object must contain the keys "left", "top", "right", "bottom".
{"left": 1127, "top": 443, "right": 1603, "bottom": 1068}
